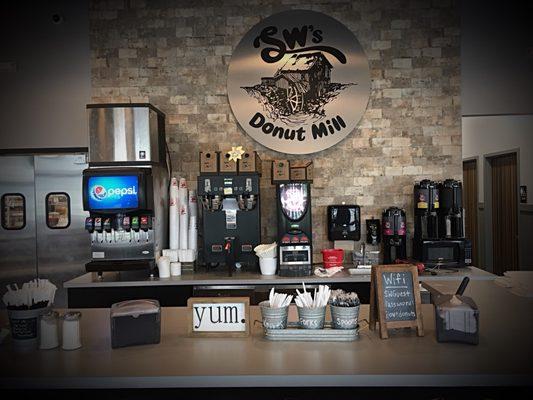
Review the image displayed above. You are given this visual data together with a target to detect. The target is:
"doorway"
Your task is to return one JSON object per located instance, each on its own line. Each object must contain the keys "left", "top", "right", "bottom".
{"left": 489, "top": 152, "right": 519, "bottom": 274}
{"left": 463, "top": 159, "right": 478, "bottom": 267}
{"left": 0, "top": 152, "right": 89, "bottom": 306}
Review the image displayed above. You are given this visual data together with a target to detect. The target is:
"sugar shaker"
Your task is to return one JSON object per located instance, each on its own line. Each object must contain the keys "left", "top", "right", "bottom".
{"left": 61, "top": 311, "right": 82, "bottom": 350}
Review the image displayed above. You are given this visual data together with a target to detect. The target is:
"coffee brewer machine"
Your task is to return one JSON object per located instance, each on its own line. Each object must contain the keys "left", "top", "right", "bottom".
{"left": 276, "top": 182, "right": 313, "bottom": 276}
{"left": 414, "top": 179, "right": 439, "bottom": 240}
{"left": 83, "top": 104, "right": 168, "bottom": 274}
{"left": 382, "top": 207, "right": 407, "bottom": 264}
{"left": 197, "top": 173, "right": 261, "bottom": 274}
{"left": 413, "top": 178, "right": 472, "bottom": 268}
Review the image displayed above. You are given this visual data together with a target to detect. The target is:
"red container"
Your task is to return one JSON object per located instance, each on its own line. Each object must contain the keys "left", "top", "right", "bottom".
{"left": 321, "top": 249, "right": 344, "bottom": 268}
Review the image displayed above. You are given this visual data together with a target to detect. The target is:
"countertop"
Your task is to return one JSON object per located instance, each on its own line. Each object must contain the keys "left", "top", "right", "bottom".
{"left": 1, "top": 279, "right": 531, "bottom": 389}
{"left": 64, "top": 266, "right": 495, "bottom": 288}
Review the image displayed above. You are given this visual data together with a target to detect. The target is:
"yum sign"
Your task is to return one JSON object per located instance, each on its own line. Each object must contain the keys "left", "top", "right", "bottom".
{"left": 187, "top": 297, "right": 250, "bottom": 337}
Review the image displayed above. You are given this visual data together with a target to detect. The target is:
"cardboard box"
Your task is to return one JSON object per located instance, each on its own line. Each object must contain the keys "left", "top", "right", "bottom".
{"left": 238, "top": 151, "right": 262, "bottom": 174}
{"left": 199, "top": 151, "right": 218, "bottom": 174}
{"left": 271, "top": 160, "right": 290, "bottom": 182}
{"left": 289, "top": 160, "right": 313, "bottom": 181}
{"left": 219, "top": 151, "right": 237, "bottom": 173}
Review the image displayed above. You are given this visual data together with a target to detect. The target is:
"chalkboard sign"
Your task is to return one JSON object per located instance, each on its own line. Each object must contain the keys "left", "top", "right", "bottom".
{"left": 382, "top": 270, "right": 416, "bottom": 321}
{"left": 370, "top": 264, "right": 424, "bottom": 339}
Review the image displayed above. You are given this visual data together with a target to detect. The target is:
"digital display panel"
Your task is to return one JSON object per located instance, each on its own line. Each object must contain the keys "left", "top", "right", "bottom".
{"left": 87, "top": 175, "right": 139, "bottom": 210}
{"left": 280, "top": 183, "right": 308, "bottom": 221}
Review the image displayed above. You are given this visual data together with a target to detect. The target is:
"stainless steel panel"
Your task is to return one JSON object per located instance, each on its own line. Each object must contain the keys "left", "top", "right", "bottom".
{"left": 34, "top": 154, "right": 89, "bottom": 307}
{"left": 88, "top": 106, "right": 161, "bottom": 164}
{"left": 0, "top": 156, "right": 37, "bottom": 290}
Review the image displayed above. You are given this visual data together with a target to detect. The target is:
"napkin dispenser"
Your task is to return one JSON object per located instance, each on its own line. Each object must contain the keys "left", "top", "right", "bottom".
{"left": 110, "top": 299, "right": 161, "bottom": 348}
{"left": 434, "top": 294, "right": 479, "bottom": 345}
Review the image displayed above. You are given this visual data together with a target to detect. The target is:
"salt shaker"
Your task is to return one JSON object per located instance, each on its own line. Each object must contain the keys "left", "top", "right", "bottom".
{"left": 61, "top": 311, "right": 82, "bottom": 350}
{"left": 39, "top": 310, "right": 59, "bottom": 350}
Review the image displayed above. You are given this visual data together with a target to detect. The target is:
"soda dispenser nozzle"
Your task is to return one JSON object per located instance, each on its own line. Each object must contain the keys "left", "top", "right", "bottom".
{"left": 85, "top": 217, "right": 94, "bottom": 233}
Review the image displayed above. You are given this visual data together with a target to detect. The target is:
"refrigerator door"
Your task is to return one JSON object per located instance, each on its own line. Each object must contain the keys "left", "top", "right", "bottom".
{"left": 34, "top": 154, "right": 89, "bottom": 306}
{"left": 0, "top": 155, "right": 38, "bottom": 290}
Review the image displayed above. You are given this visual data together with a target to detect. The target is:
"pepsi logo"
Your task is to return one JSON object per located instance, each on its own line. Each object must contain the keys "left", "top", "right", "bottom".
{"left": 91, "top": 185, "right": 107, "bottom": 201}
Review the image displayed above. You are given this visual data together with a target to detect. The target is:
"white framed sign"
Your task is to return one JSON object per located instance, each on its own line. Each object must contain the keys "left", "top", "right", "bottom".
{"left": 187, "top": 297, "right": 250, "bottom": 337}
{"left": 228, "top": 9, "right": 370, "bottom": 155}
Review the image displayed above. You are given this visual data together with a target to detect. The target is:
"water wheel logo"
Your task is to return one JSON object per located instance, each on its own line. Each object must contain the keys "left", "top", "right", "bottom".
{"left": 242, "top": 51, "right": 354, "bottom": 125}
{"left": 227, "top": 10, "right": 370, "bottom": 154}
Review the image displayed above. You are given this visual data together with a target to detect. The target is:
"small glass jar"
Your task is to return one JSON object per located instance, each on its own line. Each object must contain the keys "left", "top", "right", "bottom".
{"left": 61, "top": 311, "right": 82, "bottom": 350}
{"left": 39, "top": 310, "right": 59, "bottom": 350}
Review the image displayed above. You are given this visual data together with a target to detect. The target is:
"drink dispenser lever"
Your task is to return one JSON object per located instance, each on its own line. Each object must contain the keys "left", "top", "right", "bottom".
{"left": 224, "top": 237, "right": 236, "bottom": 277}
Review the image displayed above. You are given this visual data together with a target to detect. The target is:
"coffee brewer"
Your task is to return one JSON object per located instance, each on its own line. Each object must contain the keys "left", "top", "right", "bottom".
{"left": 382, "top": 207, "right": 407, "bottom": 264}
{"left": 197, "top": 173, "right": 261, "bottom": 274}
{"left": 414, "top": 179, "right": 439, "bottom": 240}
{"left": 83, "top": 104, "right": 168, "bottom": 275}
{"left": 276, "top": 182, "right": 313, "bottom": 276}
{"left": 438, "top": 179, "right": 464, "bottom": 239}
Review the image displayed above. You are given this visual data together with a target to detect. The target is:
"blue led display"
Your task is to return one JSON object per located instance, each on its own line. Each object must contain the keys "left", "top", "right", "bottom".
{"left": 87, "top": 175, "right": 139, "bottom": 210}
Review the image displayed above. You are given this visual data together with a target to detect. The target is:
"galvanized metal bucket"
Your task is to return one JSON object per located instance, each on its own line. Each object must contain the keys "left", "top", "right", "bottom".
{"left": 330, "top": 305, "right": 360, "bottom": 330}
{"left": 259, "top": 301, "right": 288, "bottom": 330}
{"left": 297, "top": 306, "right": 326, "bottom": 329}
{"left": 7, "top": 307, "right": 49, "bottom": 351}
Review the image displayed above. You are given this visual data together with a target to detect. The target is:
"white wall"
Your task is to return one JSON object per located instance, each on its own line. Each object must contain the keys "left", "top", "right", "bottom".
{"left": 462, "top": 115, "right": 533, "bottom": 205}
{"left": 0, "top": 1, "right": 90, "bottom": 150}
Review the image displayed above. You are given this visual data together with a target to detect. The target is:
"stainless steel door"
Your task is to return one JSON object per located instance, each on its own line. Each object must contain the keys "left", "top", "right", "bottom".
{"left": 34, "top": 154, "right": 89, "bottom": 306}
{"left": 0, "top": 156, "right": 38, "bottom": 288}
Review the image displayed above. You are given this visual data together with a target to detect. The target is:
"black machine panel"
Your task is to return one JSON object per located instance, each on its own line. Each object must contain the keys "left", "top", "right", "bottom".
{"left": 327, "top": 204, "right": 361, "bottom": 241}
{"left": 198, "top": 174, "right": 261, "bottom": 269}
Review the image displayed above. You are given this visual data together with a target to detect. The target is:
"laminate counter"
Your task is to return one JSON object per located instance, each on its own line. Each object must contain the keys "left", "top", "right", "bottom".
{"left": 64, "top": 266, "right": 495, "bottom": 307}
{"left": 1, "top": 280, "right": 531, "bottom": 389}
{"left": 64, "top": 266, "right": 495, "bottom": 288}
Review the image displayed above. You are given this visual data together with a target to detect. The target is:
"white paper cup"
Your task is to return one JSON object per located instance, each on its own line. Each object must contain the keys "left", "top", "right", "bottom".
{"left": 157, "top": 256, "right": 171, "bottom": 278}
{"left": 171, "top": 262, "right": 182, "bottom": 277}
{"left": 259, "top": 257, "right": 277, "bottom": 275}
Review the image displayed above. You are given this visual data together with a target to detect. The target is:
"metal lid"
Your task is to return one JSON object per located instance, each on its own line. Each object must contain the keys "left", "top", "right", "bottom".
{"left": 110, "top": 299, "right": 160, "bottom": 318}
{"left": 42, "top": 310, "right": 59, "bottom": 321}
{"left": 62, "top": 311, "right": 82, "bottom": 321}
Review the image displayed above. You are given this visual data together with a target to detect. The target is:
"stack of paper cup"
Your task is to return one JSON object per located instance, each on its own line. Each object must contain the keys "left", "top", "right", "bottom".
{"left": 178, "top": 178, "right": 189, "bottom": 250}
{"left": 157, "top": 256, "right": 171, "bottom": 278}
{"left": 188, "top": 190, "right": 198, "bottom": 251}
{"left": 169, "top": 177, "right": 179, "bottom": 250}
{"left": 171, "top": 262, "right": 181, "bottom": 276}
{"left": 162, "top": 249, "right": 178, "bottom": 263}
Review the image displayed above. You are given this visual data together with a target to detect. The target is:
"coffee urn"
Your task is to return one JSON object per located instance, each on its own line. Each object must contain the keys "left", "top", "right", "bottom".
{"left": 438, "top": 179, "right": 464, "bottom": 239}
{"left": 382, "top": 207, "right": 407, "bottom": 264}
{"left": 414, "top": 179, "right": 439, "bottom": 239}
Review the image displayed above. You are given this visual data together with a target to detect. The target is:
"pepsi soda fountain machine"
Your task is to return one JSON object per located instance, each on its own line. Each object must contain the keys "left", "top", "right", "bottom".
{"left": 82, "top": 104, "right": 169, "bottom": 275}
{"left": 276, "top": 182, "right": 313, "bottom": 276}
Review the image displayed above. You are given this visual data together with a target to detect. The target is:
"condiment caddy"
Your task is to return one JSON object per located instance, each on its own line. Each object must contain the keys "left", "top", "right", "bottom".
{"left": 260, "top": 285, "right": 360, "bottom": 342}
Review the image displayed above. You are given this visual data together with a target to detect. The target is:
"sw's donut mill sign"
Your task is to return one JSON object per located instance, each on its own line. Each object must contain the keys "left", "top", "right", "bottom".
{"left": 228, "top": 10, "right": 370, "bottom": 155}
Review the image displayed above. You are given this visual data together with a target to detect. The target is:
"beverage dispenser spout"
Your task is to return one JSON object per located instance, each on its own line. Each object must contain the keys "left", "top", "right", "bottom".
{"left": 224, "top": 237, "right": 236, "bottom": 277}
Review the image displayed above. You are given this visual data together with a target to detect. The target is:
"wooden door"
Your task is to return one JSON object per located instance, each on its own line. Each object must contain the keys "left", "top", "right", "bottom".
{"left": 463, "top": 159, "right": 478, "bottom": 267}
{"left": 491, "top": 153, "right": 519, "bottom": 274}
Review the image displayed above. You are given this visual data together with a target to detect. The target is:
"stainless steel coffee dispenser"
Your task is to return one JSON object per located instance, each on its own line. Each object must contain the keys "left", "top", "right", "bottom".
{"left": 83, "top": 104, "right": 169, "bottom": 274}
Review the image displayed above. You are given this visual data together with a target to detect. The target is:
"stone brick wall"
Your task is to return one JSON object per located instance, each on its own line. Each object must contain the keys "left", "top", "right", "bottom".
{"left": 89, "top": 0, "right": 461, "bottom": 260}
